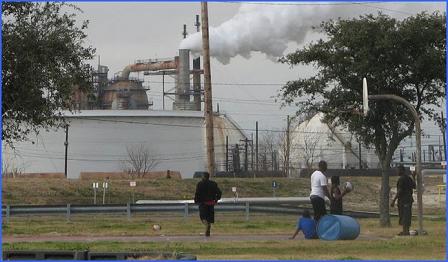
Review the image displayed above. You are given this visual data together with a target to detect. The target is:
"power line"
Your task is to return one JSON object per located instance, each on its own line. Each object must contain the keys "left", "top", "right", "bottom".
{"left": 224, "top": 2, "right": 385, "bottom": 6}
{"left": 68, "top": 116, "right": 444, "bottom": 137}
{"left": 145, "top": 80, "right": 286, "bottom": 87}
{"left": 222, "top": 1, "right": 418, "bottom": 16}
{"left": 353, "top": 3, "right": 416, "bottom": 16}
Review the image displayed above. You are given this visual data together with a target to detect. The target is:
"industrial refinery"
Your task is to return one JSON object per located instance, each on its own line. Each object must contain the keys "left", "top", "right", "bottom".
{"left": 5, "top": 35, "right": 248, "bottom": 178}
{"left": 72, "top": 47, "right": 203, "bottom": 112}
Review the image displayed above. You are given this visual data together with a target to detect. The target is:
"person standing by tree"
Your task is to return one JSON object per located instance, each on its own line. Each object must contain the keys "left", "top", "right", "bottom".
{"left": 310, "top": 160, "right": 331, "bottom": 222}
{"left": 280, "top": 12, "right": 445, "bottom": 227}
{"left": 391, "top": 165, "right": 416, "bottom": 236}
{"left": 194, "top": 172, "right": 222, "bottom": 237}
{"left": 330, "top": 176, "right": 348, "bottom": 215}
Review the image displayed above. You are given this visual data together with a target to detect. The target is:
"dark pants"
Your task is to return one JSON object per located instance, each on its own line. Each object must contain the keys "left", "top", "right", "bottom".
{"left": 310, "top": 195, "right": 326, "bottom": 221}
{"left": 199, "top": 204, "right": 215, "bottom": 224}
{"left": 398, "top": 202, "right": 412, "bottom": 227}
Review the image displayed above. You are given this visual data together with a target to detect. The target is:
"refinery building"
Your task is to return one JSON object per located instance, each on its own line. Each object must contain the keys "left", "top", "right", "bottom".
{"left": 3, "top": 48, "right": 247, "bottom": 179}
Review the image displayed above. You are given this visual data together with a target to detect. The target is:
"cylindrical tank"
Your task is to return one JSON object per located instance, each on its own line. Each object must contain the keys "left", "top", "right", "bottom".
{"left": 317, "top": 215, "right": 360, "bottom": 240}
{"left": 101, "top": 80, "right": 148, "bottom": 110}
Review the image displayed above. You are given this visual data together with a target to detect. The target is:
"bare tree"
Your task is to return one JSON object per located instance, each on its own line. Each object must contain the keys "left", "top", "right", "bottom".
{"left": 258, "top": 131, "right": 278, "bottom": 172}
{"left": 2, "top": 159, "right": 24, "bottom": 178}
{"left": 301, "top": 133, "right": 321, "bottom": 169}
{"left": 123, "top": 145, "right": 159, "bottom": 178}
{"left": 2, "top": 147, "right": 25, "bottom": 178}
{"left": 277, "top": 128, "right": 289, "bottom": 174}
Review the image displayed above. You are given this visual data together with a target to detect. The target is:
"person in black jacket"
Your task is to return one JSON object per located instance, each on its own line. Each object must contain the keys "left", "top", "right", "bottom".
{"left": 194, "top": 172, "right": 222, "bottom": 237}
{"left": 391, "top": 165, "right": 416, "bottom": 236}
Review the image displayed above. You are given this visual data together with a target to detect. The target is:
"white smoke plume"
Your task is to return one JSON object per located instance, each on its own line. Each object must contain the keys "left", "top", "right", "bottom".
{"left": 179, "top": 3, "right": 440, "bottom": 64}
{"left": 179, "top": 3, "right": 337, "bottom": 64}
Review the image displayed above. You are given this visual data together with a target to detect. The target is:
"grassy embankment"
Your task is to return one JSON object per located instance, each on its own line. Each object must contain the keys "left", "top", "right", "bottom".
{"left": 3, "top": 176, "right": 445, "bottom": 214}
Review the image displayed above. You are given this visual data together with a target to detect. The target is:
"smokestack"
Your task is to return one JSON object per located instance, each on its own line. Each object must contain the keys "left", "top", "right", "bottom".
{"left": 182, "top": 24, "right": 188, "bottom": 39}
{"left": 193, "top": 14, "right": 201, "bottom": 111}
{"left": 175, "top": 49, "right": 191, "bottom": 109}
{"left": 193, "top": 55, "right": 201, "bottom": 111}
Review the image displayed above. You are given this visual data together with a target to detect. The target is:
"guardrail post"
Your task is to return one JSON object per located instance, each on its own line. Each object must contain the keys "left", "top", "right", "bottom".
{"left": 245, "top": 202, "right": 250, "bottom": 221}
{"left": 66, "top": 204, "right": 71, "bottom": 222}
{"left": 6, "top": 205, "right": 10, "bottom": 223}
{"left": 127, "top": 203, "right": 131, "bottom": 220}
{"left": 183, "top": 203, "right": 189, "bottom": 218}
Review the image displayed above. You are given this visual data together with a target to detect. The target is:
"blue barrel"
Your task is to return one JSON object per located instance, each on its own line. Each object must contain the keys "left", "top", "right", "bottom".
{"left": 317, "top": 215, "right": 360, "bottom": 240}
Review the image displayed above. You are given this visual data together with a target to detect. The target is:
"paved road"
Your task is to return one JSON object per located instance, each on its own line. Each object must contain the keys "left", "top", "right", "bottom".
{"left": 3, "top": 234, "right": 389, "bottom": 243}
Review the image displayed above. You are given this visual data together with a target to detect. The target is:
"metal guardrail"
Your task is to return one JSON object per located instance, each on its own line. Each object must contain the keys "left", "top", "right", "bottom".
{"left": 2, "top": 197, "right": 322, "bottom": 222}
{"left": 2, "top": 201, "right": 385, "bottom": 222}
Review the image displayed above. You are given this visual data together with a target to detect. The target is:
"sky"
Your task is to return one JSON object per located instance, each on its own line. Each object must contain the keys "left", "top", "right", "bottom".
{"left": 75, "top": 2, "right": 446, "bottom": 138}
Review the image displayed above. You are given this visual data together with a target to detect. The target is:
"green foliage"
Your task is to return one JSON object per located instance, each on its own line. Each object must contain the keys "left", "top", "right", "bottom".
{"left": 2, "top": 2, "right": 95, "bottom": 145}
{"left": 280, "top": 12, "right": 445, "bottom": 167}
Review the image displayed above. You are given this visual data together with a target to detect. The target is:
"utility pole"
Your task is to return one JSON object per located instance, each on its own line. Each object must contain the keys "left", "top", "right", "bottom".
{"left": 286, "top": 116, "right": 290, "bottom": 177}
{"left": 201, "top": 2, "right": 215, "bottom": 176}
{"left": 64, "top": 124, "right": 69, "bottom": 179}
{"left": 244, "top": 139, "right": 248, "bottom": 171}
{"left": 225, "top": 136, "right": 229, "bottom": 173}
{"left": 359, "top": 142, "right": 362, "bottom": 168}
{"left": 251, "top": 133, "right": 254, "bottom": 171}
{"left": 441, "top": 111, "right": 446, "bottom": 161}
{"left": 255, "top": 121, "right": 259, "bottom": 177}
{"left": 240, "top": 138, "right": 251, "bottom": 172}
{"left": 162, "top": 72, "right": 165, "bottom": 110}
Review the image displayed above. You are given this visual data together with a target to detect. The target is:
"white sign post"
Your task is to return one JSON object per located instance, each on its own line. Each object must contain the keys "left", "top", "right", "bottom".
{"left": 92, "top": 182, "right": 99, "bottom": 205}
{"left": 232, "top": 187, "right": 238, "bottom": 203}
{"left": 272, "top": 181, "right": 278, "bottom": 198}
{"left": 102, "top": 182, "right": 108, "bottom": 205}
{"left": 130, "top": 181, "right": 136, "bottom": 203}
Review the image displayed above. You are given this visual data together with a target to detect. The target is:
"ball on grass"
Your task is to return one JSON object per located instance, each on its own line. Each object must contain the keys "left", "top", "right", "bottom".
{"left": 152, "top": 224, "right": 161, "bottom": 231}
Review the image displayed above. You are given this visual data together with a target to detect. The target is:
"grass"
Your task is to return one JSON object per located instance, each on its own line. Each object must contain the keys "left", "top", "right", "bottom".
{"left": 3, "top": 176, "right": 445, "bottom": 259}
{"left": 3, "top": 213, "right": 294, "bottom": 237}
{"left": 3, "top": 214, "right": 445, "bottom": 260}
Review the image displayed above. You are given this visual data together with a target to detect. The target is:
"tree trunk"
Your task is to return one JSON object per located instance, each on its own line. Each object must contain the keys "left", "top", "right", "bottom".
{"left": 379, "top": 161, "right": 391, "bottom": 227}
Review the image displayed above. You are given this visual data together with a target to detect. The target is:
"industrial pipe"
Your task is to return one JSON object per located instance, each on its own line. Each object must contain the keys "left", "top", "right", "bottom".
{"left": 120, "top": 59, "right": 177, "bottom": 79}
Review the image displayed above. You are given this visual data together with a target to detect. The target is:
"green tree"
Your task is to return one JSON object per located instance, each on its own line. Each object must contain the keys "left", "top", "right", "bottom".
{"left": 280, "top": 12, "right": 445, "bottom": 226}
{"left": 2, "top": 2, "right": 95, "bottom": 145}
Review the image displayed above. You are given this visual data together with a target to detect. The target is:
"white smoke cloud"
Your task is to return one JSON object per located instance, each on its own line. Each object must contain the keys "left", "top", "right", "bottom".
{"left": 179, "top": 3, "right": 336, "bottom": 64}
{"left": 179, "top": 2, "right": 443, "bottom": 64}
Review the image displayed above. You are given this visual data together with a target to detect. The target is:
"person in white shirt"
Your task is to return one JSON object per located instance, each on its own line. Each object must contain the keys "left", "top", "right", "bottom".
{"left": 309, "top": 160, "right": 331, "bottom": 222}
